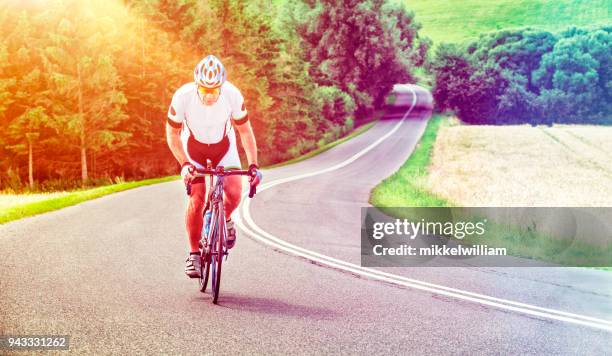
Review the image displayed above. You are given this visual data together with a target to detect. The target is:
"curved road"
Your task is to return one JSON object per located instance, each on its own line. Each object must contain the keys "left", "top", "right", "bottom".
{"left": 1, "top": 85, "right": 611, "bottom": 354}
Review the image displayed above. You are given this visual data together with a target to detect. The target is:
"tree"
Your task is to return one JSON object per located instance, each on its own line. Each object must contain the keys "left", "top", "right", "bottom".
{"left": 467, "top": 29, "right": 557, "bottom": 92}
{"left": 382, "top": 1, "right": 429, "bottom": 67}
{"left": 0, "top": 43, "right": 14, "bottom": 118}
{"left": 430, "top": 43, "right": 474, "bottom": 113}
{"left": 533, "top": 26, "right": 612, "bottom": 123}
{"left": 1, "top": 11, "right": 59, "bottom": 188}
{"left": 0, "top": 42, "right": 16, "bottom": 188}
{"left": 464, "top": 28, "right": 557, "bottom": 123}
{"left": 267, "top": 0, "right": 342, "bottom": 159}
{"left": 112, "top": 10, "right": 191, "bottom": 178}
{"left": 298, "top": 0, "right": 422, "bottom": 117}
{"left": 6, "top": 107, "right": 53, "bottom": 188}
{"left": 42, "top": 2, "right": 129, "bottom": 184}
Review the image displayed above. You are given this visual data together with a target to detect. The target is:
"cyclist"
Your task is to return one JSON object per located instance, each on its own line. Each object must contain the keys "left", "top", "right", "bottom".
{"left": 166, "top": 55, "right": 262, "bottom": 278}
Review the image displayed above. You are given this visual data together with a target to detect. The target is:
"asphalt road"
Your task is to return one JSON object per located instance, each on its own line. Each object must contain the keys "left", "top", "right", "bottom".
{"left": 1, "top": 85, "right": 611, "bottom": 355}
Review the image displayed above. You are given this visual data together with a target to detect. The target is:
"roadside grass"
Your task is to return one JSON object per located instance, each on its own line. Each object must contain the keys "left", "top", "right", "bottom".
{"left": 369, "top": 115, "right": 611, "bottom": 269}
{"left": 407, "top": 0, "right": 611, "bottom": 45}
{"left": 461, "top": 215, "right": 612, "bottom": 268}
{"left": 0, "top": 176, "right": 179, "bottom": 225}
{"left": 369, "top": 114, "right": 449, "bottom": 208}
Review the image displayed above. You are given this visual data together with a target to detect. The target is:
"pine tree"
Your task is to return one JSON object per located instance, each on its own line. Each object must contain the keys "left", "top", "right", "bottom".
{"left": 1, "top": 11, "right": 58, "bottom": 189}
{"left": 6, "top": 107, "right": 52, "bottom": 189}
{"left": 42, "top": 1, "right": 129, "bottom": 185}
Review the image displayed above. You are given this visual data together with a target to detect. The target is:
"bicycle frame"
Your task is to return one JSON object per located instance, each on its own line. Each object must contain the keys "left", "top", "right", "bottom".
{"left": 198, "top": 169, "right": 228, "bottom": 303}
{"left": 203, "top": 173, "right": 226, "bottom": 253}
{"left": 191, "top": 164, "right": 255, "bottom": 304}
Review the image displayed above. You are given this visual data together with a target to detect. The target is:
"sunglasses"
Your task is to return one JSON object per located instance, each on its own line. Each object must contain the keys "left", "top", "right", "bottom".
{"left": 198, "top": 86, "right": 221, "bottom": 96}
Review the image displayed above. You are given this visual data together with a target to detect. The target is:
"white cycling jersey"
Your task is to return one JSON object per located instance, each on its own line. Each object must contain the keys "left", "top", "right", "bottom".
{"left": 168, "top": 81, "right": 247, "bottom": 169}
{"left": 167, "top": 81, "right": 248, "bottom": 143}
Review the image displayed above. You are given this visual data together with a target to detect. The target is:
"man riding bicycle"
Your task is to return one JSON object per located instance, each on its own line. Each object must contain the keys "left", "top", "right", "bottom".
{"left": 166, "top": 55, "right": 262, "bottom": 278}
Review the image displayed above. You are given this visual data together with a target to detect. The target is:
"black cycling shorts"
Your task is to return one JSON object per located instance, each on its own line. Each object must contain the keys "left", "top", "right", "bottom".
{"left": 186, "top": 127, "right": 230, "bottom": 184}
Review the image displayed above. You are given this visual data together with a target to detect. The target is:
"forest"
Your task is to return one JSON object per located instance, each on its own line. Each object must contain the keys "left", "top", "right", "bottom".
{"left": 0, "top": 0, "right": 428, "bottom": 191}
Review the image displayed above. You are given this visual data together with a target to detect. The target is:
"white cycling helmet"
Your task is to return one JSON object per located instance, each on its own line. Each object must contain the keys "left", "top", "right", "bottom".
{"left": 194, "top": 55, "right": 226, "bottom": 89}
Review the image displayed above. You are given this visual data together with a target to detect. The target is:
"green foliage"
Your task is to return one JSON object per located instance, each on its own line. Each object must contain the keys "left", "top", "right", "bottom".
{"left": 430, "top": 44, "right": 474, "bottom": 114}
{"left": 297, "top": 0, "right": 426, "bottom": 117}
{"left": 431, "top": 26, "right": 612, "bottom": 125}
{"left": 534, "top": 26, "right": 612, "bottom": 122}
{"left": 0, "top": 43, "right": 14, "bottom": 117}
{"left": 111, "top": 5, "right": 191, "bottom": 179}
{"left": 312, "top": 86, "right": 355, "bottom": 127}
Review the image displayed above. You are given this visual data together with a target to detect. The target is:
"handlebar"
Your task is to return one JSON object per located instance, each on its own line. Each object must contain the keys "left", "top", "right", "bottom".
{"left": 188, "top": 166, "right": 257, "bottom": 198}
{"left": 192, "top": 167, "right": 251, "bottom": 177}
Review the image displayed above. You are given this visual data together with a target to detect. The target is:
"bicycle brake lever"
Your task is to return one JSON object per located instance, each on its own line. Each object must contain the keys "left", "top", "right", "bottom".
{"left": 248, "top": 184, "right": 256, "bottom": 198}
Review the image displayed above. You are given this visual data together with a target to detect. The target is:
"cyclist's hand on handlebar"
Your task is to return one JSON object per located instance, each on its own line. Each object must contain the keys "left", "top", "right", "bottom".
{"left": 248, "top": 164, "right": 262, "bottom": 187}
{"left": 247, "top": 164, "right": 262, "bottom": 198}
{"left": 181, "top": 162, "right": 196, "bottom": 185}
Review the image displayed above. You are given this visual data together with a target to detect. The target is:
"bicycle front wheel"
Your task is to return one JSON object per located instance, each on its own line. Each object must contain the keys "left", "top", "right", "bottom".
{"left": 211, "top": 217, "right": 224, "bottom": 304}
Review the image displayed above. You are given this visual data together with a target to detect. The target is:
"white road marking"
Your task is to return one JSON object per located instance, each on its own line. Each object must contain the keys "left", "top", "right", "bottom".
{"left": 236, "top": 85, "right": 612, "bottom": 332}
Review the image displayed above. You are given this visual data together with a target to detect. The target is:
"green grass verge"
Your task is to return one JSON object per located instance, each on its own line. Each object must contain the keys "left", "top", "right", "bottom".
{"left": 265, "top": 120, "right": 377, "bottom": 169}
{"left": 369, "top": 115, "right": 611, "bottom": 268}
{"left": 456, "top": 211, "right": 612, "bottom": 268}
{"left": 370, "top": 114, "right": 449, "bottom": 207}
{"left": 0, "top": 176, "right": 179, "bottom": 225}
{"left": 407, "top": 0, "right": 611, "bottom": 45}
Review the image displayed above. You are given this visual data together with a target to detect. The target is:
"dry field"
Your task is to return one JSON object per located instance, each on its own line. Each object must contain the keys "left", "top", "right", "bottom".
{"left": 426, "top": 119, "right": 612, "bottom": 207}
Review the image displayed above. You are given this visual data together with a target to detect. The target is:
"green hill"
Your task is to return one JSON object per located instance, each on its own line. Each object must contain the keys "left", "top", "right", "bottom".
{"left": 407, "top": 0, "right": 611, "bottom": 45}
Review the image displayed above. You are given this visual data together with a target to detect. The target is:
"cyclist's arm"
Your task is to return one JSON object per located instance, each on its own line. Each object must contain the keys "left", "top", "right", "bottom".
{"left": 166, "top": 121, "right": 189, "bottom": 165}
{"left": 234, "top": 120, "right": 258, "bottom": 166}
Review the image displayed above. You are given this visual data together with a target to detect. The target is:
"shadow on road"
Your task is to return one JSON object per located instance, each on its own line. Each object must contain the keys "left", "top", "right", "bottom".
{"left": 210, "top": 293, "right": 339, "bottom": 320}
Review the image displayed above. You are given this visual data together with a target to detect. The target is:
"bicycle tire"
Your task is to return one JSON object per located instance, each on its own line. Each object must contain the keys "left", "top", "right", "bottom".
{"left": 199, "top": 249, "right": 210, "bottom": 293}
{"left": 211, "top": 235, "right": 222, "bottom": 303}
{"left": 199, "top": 209, "right": 214, "bottom": 293}
{"left": 211, "top": 213, "right": 224, "bottom": 304}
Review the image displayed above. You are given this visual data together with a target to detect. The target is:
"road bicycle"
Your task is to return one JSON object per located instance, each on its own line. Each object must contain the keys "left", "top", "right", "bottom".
{"left": 187, "top": 164, "right": 256, "bottom": 304}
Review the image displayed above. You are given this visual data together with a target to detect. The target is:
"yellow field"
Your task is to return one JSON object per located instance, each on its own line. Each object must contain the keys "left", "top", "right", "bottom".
{"left": 426, "top": 119, "right": 612, "bottom": 207}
